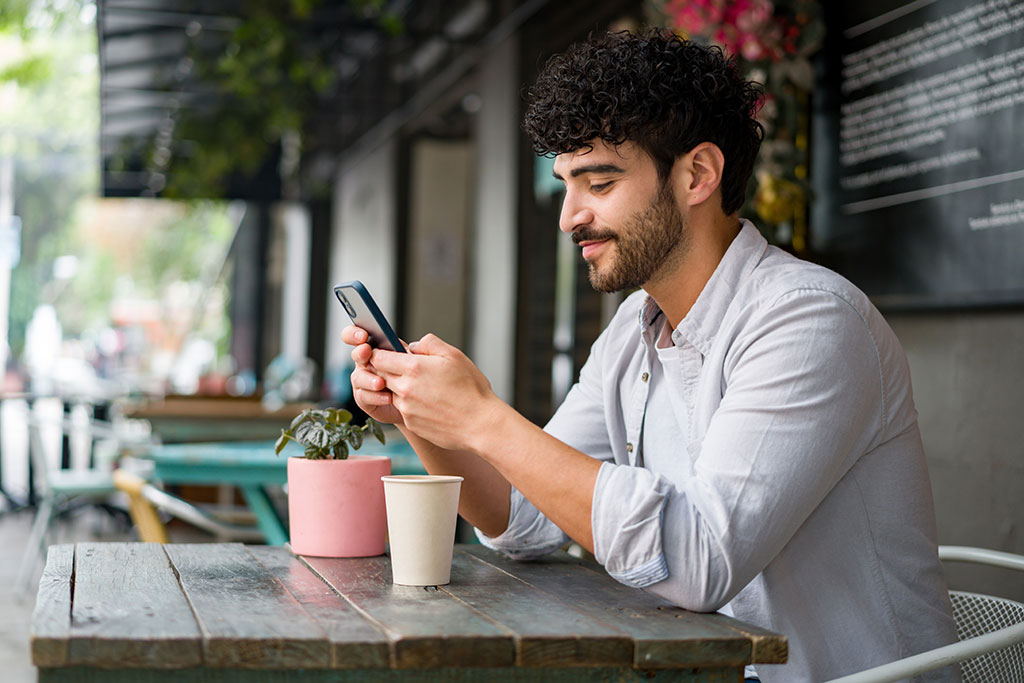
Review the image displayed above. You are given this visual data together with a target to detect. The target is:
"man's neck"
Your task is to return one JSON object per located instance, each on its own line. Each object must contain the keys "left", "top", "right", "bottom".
{"left": 644, "top": 214, "right": 742, "bottom": 330}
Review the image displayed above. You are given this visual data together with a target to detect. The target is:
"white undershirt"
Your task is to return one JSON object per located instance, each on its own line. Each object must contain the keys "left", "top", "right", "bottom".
{"left": 642, "top": 318, "right": 751, "bottom": 675}
{"left": 640, "top": 318, "right": 690, "bottom": 479}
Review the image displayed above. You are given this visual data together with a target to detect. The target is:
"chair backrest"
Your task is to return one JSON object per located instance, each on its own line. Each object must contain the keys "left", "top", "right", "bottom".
{"left": 26, "top": 401, "right": 57, "bottom": 495}
{"left": 951, "top": 589, "right": 1024, "bottom": 682}
{"left": 26, "top": 399, "right": 127, "bottom": 494}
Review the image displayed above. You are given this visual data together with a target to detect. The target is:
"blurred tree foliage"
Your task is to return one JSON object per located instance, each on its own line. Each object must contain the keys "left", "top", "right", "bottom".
{"left": 1, "top": 0, "right": 98, "bottom": 358}
{"left": 1, "top": 1, "right": 237, "bottom": 368}
{"left": 143, "top": 0, "right": 402, "bottom": 199}
{"left": 157, "top": 0, "right": 337, "bottom": 199}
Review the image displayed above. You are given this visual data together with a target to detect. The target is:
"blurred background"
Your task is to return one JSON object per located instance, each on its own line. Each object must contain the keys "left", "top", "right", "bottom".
{"left": 0, "top": 0, "right": 1022, "bottom": 661}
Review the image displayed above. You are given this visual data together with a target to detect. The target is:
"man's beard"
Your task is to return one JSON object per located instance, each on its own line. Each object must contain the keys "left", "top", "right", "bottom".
{"left": 573, "top": 182, "right": 689, "bottom": 293}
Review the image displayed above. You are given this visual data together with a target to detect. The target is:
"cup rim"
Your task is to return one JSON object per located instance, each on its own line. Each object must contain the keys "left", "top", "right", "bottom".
{"left": 381, "top": 474, "right": 464, "bottom": 484}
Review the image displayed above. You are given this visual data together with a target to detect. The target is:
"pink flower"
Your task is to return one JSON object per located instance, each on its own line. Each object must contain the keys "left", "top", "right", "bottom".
{"left": 663, "top": 0, "right": 809, "bottom": 63}
{"left": 741, "top": 38, "right": 764, "bottom": 60}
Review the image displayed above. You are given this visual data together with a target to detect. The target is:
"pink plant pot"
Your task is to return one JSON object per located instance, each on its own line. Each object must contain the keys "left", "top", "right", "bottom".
{"left": 287, "top": 455, "right": 391, "bottom": 557}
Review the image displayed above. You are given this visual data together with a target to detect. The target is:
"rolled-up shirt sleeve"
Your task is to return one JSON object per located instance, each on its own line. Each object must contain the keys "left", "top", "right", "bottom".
{"left": 474, "top": 485, "right": 568, "bottom": 558}
{"left": 594, "top": 288, "right": 887, "bottom": 611}
{"left": 480, "top": 283, "right": 887, "bottom": 614}
{"left": 591, "top": 463, "right": 672, "bottom": 586}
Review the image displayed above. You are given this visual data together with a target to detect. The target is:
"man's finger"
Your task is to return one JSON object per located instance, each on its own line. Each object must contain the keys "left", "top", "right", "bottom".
{"left": 351, "top": 367, "right": 386, "bottom": 392}
{"left": 369, "top": 347, "right": 418, "bottom": 374}
{"left": 341, "top": 325, "right": 369, "bottom": 346}
{"left": 355, "top": 387, "right": 392, "bottom": 406}
{"left": 350, "top": 342, "right": 373, "bottom": 366}
{"left": 407, "top": 332, "right": 451, "bottom": 356}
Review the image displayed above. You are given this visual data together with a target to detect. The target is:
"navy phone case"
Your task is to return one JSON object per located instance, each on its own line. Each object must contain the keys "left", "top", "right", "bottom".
{"left": 334, "top": 281, "right": 406, "bottom": 353}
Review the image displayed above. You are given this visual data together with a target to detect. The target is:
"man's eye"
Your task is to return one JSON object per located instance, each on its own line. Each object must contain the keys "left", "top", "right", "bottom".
{"left": 590, "top": 182, "right": 613, "bottom": 192}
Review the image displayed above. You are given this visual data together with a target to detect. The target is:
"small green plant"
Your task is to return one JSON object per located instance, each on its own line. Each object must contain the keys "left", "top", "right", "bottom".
{"left": 275, "top": 408, "right": 385, "bottom": 460}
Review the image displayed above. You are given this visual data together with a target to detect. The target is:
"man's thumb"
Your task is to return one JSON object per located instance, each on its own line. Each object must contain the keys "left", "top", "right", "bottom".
{"left": 408, "top": 333, "right": 448, "bottom": 355}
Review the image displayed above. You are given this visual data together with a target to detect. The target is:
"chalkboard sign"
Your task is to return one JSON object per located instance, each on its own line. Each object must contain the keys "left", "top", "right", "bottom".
{"left": 810, "top": 0, "right": 1024, "bottom": 308}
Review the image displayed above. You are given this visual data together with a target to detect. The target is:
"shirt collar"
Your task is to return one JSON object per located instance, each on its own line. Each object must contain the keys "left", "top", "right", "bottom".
{"left": 637, "top": 219, "right": 768, "bottom": 355}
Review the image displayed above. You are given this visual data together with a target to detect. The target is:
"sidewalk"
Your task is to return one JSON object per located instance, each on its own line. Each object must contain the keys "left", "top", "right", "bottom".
{"left": 0, "top": 506, "right": 38, "bottom": 683}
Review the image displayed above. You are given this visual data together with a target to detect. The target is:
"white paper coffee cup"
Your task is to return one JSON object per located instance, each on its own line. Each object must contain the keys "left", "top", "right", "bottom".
{"left": 381, "top": 475, "right": 463, "bottom": 586}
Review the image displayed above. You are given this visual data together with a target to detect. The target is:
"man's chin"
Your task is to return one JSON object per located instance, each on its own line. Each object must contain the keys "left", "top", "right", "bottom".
{"left": 587, "top": 265, "right": 636, "bottom": 294}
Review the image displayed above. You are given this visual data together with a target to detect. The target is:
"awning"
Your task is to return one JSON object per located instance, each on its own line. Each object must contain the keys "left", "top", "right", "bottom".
{"left": 97, "top": 0, "right": 545, "bottom": 199}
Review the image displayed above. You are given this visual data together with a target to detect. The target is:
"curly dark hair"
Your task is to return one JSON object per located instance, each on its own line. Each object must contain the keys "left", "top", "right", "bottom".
{"left": 523, "top": 28, "right": 764, "bottom": 215}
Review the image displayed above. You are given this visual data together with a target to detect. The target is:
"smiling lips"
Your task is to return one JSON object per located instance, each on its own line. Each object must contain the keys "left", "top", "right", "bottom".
{"left": 579, "top": 238, "right": 612, "bottom": 260}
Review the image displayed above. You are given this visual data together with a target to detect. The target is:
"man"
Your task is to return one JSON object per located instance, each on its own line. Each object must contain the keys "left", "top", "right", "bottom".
{"left": 343, "top": 29, "right": 958, "bottom": 681}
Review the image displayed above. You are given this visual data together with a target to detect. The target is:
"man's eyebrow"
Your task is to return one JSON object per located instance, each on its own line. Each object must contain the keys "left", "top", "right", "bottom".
{"left": 552, "top": 163, "right": 626, "bottom": 181}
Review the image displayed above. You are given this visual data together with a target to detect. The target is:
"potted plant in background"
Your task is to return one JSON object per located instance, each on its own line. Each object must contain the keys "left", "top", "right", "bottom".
{"left": 276, "top": 408, "right": 390, "bottom": 557}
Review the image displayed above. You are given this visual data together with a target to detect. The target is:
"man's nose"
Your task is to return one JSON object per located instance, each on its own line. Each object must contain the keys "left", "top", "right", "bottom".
{"left": 559, "top": 191, "right": 593, "bottom": 234}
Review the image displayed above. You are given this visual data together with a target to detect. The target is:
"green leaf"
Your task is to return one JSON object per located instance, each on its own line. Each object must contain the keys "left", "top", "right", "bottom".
{"left": 326, "top": 408, "right": 353, "bottom": 425}
{"left": 307, "top": 422, "right": 333, "bottom": 448}
{"left": 292, "top": 419, "right": 313, "bottom": 443}
{"left": 304, "top": 444, "right": 325, "bottom": 460}
{"left": 368, "top": 418, "right": 386, "bottom": 444}
{"left": 275, "top": 430, "right": 295, "bottom": 455}
{"left": 379, "top": 12, "right": 404, "bottom": 37}
{"left": 349, "top": 427, "right": 363, "bottom": 451}
{"left": 333, "top": 441, "right": 349, "bottom": 459}
{"left": 289, "top": 409, "right": 313, "bottom": 431}
{"left": 0, "top": 55, "right": 53, "bottom": 86}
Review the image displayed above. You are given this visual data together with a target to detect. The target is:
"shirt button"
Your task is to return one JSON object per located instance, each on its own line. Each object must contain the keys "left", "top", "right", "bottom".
{"left": 641, "top": 372, "right": 649, "bottom": 382}
{"left": 626, "top": 442, "right": 634, "bottom": 453}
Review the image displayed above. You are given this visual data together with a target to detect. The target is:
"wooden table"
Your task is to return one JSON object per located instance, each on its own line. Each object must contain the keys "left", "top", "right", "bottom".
{"left": 32, "top": 543, "right": 786, "bottom": 682}
{"left": 141, "top": 439, "right": 426, "bottom": 546}
{"left": 123, "top": 396, "right": 315, "bottom": 443}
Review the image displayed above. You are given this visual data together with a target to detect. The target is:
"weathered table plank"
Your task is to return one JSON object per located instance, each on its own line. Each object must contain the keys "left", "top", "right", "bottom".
{"left": 33, "top": 543, "right": 785, "bottom": 682}
{"left": 30, "top": 544, "right": 75, "bottom": 668}
{"left": 711, "top": 611, "right": 789, "bottom": 665}
{"left": 443, "top": 549, "right": 633, "bottom": 667}
{"left": 38, "top": 665, "right": 744, "bottom": 682}
{"left": 69, "top": 543, "right": 203, "bottom": 668}
{"left": 165, "top": 544, "right": 329, "bottom": 669}
{"left": 463, "top": 544, "right": 773, "bottom": 669}
{"left": 303, "top": 554, "right": 515, "bottom": 669}
{"left": 248, "top": 545, "right": 390, "bottom": 669}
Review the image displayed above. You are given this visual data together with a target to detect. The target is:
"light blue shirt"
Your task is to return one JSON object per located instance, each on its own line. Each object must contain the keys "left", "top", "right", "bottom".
{"left": 478, "top": 221, "right": 959, "bottom": 681}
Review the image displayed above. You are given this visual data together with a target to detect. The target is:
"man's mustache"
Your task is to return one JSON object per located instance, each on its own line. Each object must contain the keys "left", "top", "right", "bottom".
{"left": 572, "top": 228, "right": 616, "bottom": 245}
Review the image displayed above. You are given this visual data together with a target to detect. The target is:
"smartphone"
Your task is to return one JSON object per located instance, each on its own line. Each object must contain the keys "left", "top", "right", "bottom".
{"left": 334, "top": 280, "right": 406, "bottom": 353}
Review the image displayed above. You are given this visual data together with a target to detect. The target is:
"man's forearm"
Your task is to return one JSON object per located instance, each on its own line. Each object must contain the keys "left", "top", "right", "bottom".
{"left": 399, "top": 426, "right": 512, "bottom": 537}
{"left": 467, "top": 402, "right": 601, "bottom": 553}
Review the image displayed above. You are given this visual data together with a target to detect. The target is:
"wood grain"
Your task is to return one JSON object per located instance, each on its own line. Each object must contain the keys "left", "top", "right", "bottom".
{"left": 712, "top": 612, "right": 788, "bottom": 664}
{"left": 303, "top": 554, "right": 515, "bottom": 669}
{"left": 66, "top": 543, "right": 202, "bottom": 668}
{"left": 30, "top": 544, "right": 75, "bottom": 668}
{"left": 33, "top": 543, "right": 782, "bottom": 679}
{"left": 165, "top": 544, "right": 328, "bottom": 669}
{"left": 464, "top": 545, "right": 757, "bottom": 669}
{"left": 248, "top": 545, "right": 389, "bottom": 669}
{"left": 444, "top": 549, "right": 633, "bottom": 667}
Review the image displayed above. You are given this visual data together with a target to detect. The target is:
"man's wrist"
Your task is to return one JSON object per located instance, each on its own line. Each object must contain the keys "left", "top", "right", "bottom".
{"left": 465, "top": 396, "right": 517, "bottom": 458}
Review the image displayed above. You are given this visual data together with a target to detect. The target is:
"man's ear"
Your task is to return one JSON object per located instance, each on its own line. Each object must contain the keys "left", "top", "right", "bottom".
{"left": 673, "top": 142, "right": 725, "bottom": 208}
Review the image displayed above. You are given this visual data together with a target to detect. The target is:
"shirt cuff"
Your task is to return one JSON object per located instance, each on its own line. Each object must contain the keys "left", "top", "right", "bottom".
{"left": 474, "top": 485, "right": 567, "bottom": 560}
{"left": 607, "top": 553, "right": 669, "bottom": 588}
{"left": 592, "top": 461, "right": 671, "bottom": 588}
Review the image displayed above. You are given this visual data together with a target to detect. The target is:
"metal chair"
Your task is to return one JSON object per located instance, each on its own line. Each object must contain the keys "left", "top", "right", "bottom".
{"left": 112, "top": 468, "right": 266, "bottom": 543}
{"left": 14, "top": 407, "right": 123, "bottom": 594}
{"left": 826, "top": 545, "right": 1024, "bottom": 683}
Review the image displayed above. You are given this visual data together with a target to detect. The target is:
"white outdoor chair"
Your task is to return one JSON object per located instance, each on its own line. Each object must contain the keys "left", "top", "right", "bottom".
{"left": 14, "top": 408, "right": 122, "bottom": 594}
{"left": 826, "top": 545, "right": 1024, "bottom": 683}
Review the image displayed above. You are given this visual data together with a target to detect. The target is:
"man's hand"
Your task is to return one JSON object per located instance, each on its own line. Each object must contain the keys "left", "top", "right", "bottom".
{"left": 369, "top": 334, "right": 504, "bottom": 453}
{"left": 347, "top": 327, "right": 598, "bottom": 551}
{"left": 342, "top": 325, "right": 405, "bottom": 427}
